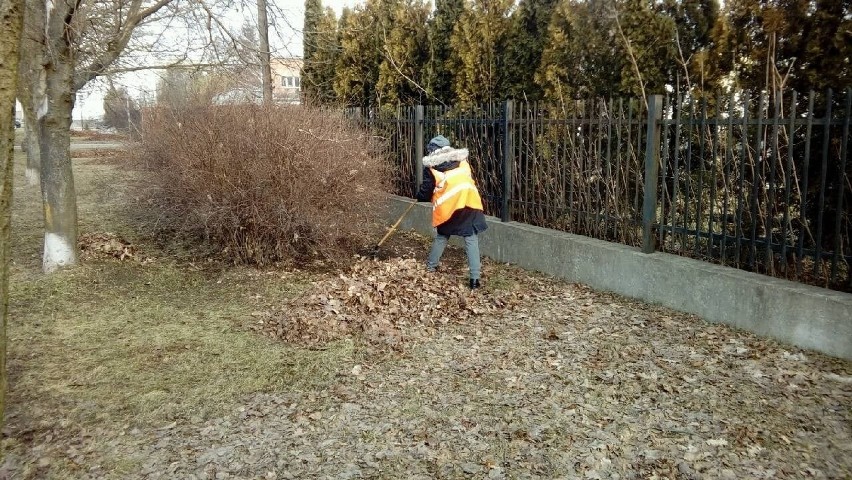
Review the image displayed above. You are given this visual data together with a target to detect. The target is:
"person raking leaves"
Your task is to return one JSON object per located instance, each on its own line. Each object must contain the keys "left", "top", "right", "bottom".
{"left": 414, "top": 135, "right": 488, "bottom": 289}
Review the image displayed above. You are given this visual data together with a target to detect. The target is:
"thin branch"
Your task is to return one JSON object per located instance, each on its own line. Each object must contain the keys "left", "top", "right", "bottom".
{"left": 612, "top": 7, "right": 647, "bottom": 109}
{"left": 381, "top": 27, "right": 447, "bottom": 107}
{"left": 101, "top": 61, "right": 249, "bottom": 76}
{"left": 674, "top": 30, "right": 692, "bottom": 93}
{"left": 74, "top": 0, "right": 177, "bottom": 90}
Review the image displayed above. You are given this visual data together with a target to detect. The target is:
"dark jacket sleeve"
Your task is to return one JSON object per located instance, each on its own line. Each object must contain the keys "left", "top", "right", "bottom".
{"left": 415, "top": 167, "right": 434, "bottom": 202}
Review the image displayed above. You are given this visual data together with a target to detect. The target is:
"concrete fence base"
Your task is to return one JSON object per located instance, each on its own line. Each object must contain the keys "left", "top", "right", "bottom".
{"left": 386, "top": 196, "right": 852, "bottom": 360}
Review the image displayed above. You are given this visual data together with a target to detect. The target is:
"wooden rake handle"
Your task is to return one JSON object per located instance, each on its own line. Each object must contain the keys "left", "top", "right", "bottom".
{"left": 376, "top": 200, "right": 418, "bottom": 248}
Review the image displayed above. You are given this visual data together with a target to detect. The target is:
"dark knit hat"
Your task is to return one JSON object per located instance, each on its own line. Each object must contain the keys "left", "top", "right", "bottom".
{"left": 426, "top": 135, "right": 451, "bottom": 154}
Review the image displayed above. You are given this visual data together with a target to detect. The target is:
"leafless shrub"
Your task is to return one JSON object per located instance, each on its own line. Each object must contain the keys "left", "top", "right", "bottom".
{"left": 134, "top": 104, "right": 390, "bottom": 265}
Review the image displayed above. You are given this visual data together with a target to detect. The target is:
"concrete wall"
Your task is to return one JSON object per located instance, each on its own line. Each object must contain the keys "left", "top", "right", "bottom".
{"left": 386, "top": 196, "right": 852, "bottom": 360}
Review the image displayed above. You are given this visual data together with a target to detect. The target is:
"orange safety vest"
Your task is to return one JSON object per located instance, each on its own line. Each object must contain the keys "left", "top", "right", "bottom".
{"left": 429, "top": 160, "right": 484, "bottom": 227}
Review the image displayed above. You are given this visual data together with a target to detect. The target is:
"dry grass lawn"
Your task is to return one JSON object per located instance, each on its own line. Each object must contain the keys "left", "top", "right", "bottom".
{"left": 2, "top": 145, "right": 352, "bottom": 477}
{"left": 1, "top": 140, "right": 849, "bottom": 479}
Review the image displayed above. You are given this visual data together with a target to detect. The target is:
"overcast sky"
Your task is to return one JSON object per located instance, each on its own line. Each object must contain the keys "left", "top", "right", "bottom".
{"left": 74, "top": 0, "right": 364, "bottom": 119}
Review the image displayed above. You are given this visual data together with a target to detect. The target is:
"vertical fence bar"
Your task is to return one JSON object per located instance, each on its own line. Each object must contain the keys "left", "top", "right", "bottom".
{"left": 708, "top": 96, "right": 721, "bottom": 259}
{"left": 414, "top": 105, "right": 424, "bottom": 190}
{"left": 722, "top": 92, "right": 735, "bottom": 262}
{"left": 734, "top": 94, "right": 749, "bottom": 267}
{"left": 569, "top": 101, "right": 577, "bottom": 232}
{"left": 696, "top": 98, "right": 707, "bottom": 257}
{"left": 632, "top": 100, "right": 641, "bottom": 231}
{"left": 831, "top": 88, "right": 851, "bottom": 283}
{"left": 578, "top": 99, "right": 587, "bottom": 233}
{"left": 601, "top": 98, "right": 612, "bottom": 242}
{"left": 797, "top": 93, "right": 815, "bottom": 278}
{"left": 536, "top": 101, "right": 542, "bottom": 222}
{"left": 684, "top": 101, "right": 695, "bottom": 252}
{"left": 672, "top": 94, "right": 683, "bottom": 247}
{"left": 527, "top": 102, "right": 535, "bottom": 223}
{"left": 749, "top": 94, "right": 766, "bottom": 270}
{"left": 659, "top": 94, "right": 671, "bottom": 248}
{"left": 815, "top": 89, "right": 833, "bottom": 277}
{"left": 502, "top": 99, "right": 514, "bottom": 222}
{"left": 781, "top": 92, "right": 797, "bottom": 275}
{"left": 555, "top": 106, "right": 564, "bottom": 229}
{"left": 590, "top": 100, "right": 598, "bottom": 237}
{"left": 594, "top": 99, "right": 604, "bottom": 237}
{"left": 767, "top": 96, "right": 781, "bottom": 272}
{"left": 642, "top": 95, "right": 663, "bottom": 253}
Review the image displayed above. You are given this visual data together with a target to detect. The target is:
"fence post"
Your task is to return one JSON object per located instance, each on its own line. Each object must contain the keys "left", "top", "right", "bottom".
{"left": 414, "top": 105, "right": 424, "bottom": 191}
{"left": 642, "top": 95, "right": 663, "bottom": 254}
{"left": 502, "top": 99, "right": 514, "bottom": 222}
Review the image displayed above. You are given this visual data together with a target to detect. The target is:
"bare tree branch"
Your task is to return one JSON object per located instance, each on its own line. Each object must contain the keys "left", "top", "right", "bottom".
{"left": 674, "top": 30, "right": 692, "bottom": 93}
{"left": 74, "top": 0, "right": 176, "bottom": 90}
{"left": 612, "top": 7, "right": 647, "bottom": 109}
{"left": 101, "top": 61, "right": 252, "bottom": 76}
{"left": 380, "top": 26, "right": 446, "bottom": 107}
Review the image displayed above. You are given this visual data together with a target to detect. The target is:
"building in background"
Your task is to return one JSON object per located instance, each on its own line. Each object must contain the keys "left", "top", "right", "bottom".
{"left": 271, "top": 57, "right": 302, "bottom": 104}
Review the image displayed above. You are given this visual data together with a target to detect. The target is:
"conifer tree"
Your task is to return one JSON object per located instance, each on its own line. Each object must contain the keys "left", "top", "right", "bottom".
{"left": 716, "top": 0, "right": 851, "bottom": 93}
{"left": 450, "top": 0, "right": 513, "bottom": 105}
{"left": 426, "top": 0, "right": 465, "bottom": 104}
{"left": 502, "top": 0, "right": 558, "bottom": 101}
{"left": 303, "top": 3, "right": 339, "bottom": 105}
{"left": 536, "top": 0, "right": 624, "bottom": 102}
{"left": 376, "top": 0, "right": 431, "bottom": 106}
{"left": 302, "top": 0, "right": 323, "bottom": 102}
{"left": 334, "top": 5, "right": 381, "bottom": 106}
{"left": 612, "top": 0, "right": 678, "bottom": 99}
{"left": 536, "top": 0, "right": 678, "bottom": 103}
{"left": 660, "top": 0, "right": 720, "bottom": 91}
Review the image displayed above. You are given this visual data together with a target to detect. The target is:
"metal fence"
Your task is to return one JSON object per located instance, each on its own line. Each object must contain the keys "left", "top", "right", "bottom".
{"left": 348, "top": 89, "right": 851, "bottom": 292}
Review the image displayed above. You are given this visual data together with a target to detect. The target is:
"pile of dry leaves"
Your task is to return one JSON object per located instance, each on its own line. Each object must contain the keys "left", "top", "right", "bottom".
{"left": 71, "top": 148, "right": 124, "bottom": 163}
{"left": 78, "top": 232, "right": 138, "bottom": 261}
{"left": 252, "top": 257, "right": 559, "bottom": 349}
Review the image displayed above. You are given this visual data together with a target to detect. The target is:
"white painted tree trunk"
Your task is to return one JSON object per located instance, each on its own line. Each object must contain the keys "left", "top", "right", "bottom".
{"left": 39, "top": 21, "right": 78, "bottom": 273}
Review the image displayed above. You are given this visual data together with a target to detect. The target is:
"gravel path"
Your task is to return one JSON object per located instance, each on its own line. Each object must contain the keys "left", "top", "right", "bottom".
{"left": 16, "top": 281, "right": 848, "bottom": 480}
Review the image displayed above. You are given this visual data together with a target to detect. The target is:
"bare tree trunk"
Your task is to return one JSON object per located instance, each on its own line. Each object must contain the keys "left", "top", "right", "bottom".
{"left": 39, "top": 5, "right": 78, "bottom": 272}
{"left": 1, "top": 0, "right": 26, "bottom": 432}
{"left": 21, "top": 107, "right": 39, "bottom": 185}
{"left": 18, "top": 0, "right": 43, "bottom": 186}
{"left": 257, "top": 0, "right": 273, "bottom": 105}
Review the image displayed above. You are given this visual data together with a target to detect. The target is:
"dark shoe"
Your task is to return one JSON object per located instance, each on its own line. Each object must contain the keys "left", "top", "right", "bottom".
{"left": 469, "top": 278, "right": 481, "bottom": 289}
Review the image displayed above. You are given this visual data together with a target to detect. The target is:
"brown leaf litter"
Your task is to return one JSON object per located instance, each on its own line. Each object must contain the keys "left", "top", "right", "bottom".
{"left": 78, "top": 232, "right": 140, "bottom": 262}
{"left": 252, "top": 257, "right": 561, "bottom": 349}
{"left": 71, "top": 148, "right": 124, "bottom": 164}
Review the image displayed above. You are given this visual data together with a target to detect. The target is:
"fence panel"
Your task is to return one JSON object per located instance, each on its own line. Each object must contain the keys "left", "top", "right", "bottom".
{"left": 348, "top": 89, "right": 851, "bottom": 292}
{"left": 510, "top": 99, "right": 647, "bottom": 246}
{"left": 657, "top": 90, "right": 851, "bottom": 291}
{"left": 348, "top": 106, "right": 418, "bottom": 198}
